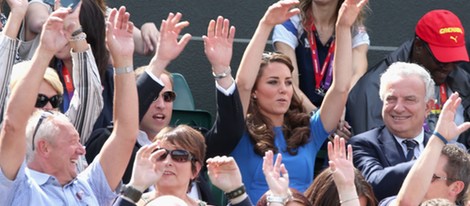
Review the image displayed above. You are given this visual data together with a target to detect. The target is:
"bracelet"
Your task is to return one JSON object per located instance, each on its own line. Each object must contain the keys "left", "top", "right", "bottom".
{"left": 114, "top": 65, "right": 134, "bottom": 75}
{"left": 224, "top": 184, "right": 246, "bottom": 200}
{"left": 266, "top": 194, "right": 291, "bottom": 206}
{"left": 70, "top": 32, "right": 87, "bottom": 42}
{"left": 120, "top": 184, "right": 142, "bottom": 203}
{"left": 432, "top": 131, "right": 448, "bottom": 145}
{"left": 340, "top": 196, "right": 359, "bottom": 204}
{"left": 212, "top": 67, "right": 231, "bottom": 80}
{"left": 71, "top": 27, "right": 83, "bottom": 37}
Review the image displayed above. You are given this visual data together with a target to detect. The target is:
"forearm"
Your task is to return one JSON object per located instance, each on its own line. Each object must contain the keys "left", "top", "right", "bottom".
{"left": 3, "top": 8, "right": 26, "bottom": 38}
{"left": 66, "top": 47, "right": 104, "bottom": 144}
{"left": 395, "top": 137, "right": 444, "bottom": 206}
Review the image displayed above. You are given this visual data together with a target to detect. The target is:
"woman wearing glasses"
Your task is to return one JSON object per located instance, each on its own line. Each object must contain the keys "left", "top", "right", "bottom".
{"left": 231, "top": 0, "right": 367, "bottom": 201}
{"left": 136, "top": 125, "right": 207, "bottom": 206}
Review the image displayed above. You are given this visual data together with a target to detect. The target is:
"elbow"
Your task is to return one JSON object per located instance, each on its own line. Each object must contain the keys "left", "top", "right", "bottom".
{"left": 235, "top": 79, "right": 252, "bottom": 94}
{"left": 2, "top": 116, "right": 23, "bottom": 137}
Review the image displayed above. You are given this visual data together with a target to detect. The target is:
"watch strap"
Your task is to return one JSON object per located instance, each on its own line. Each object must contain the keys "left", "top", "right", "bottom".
{"left": 120, "top": 184, "right": 142, "bottom": 203}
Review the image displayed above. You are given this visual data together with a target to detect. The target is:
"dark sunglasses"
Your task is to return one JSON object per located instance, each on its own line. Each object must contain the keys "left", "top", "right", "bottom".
{"left": 422, "top": 40, "right": 449, "bottom": 70}
{"left": 31, "top": 111, "right": 53, "bottom": 151}
{"left": 35, "top": 94, "right": 63, "bottom": 108}
{"left": 154, "top": 91, "right": 176, "bottom": 103}
{"left": 156, "top": 148, "right": 195, "bottom": 163}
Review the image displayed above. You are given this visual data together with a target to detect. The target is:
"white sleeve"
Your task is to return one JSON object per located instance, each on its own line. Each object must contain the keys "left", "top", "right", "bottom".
{"left": 272, "top": 15, "right": 302, "bottom": 50}
{"left": 352, "top": 26, "right": 370, "bottom": 48}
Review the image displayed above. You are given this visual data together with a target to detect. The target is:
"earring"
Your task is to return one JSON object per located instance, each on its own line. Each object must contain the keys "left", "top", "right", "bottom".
{"left": 252, "top": 95, "right": 257, "bottom": 99}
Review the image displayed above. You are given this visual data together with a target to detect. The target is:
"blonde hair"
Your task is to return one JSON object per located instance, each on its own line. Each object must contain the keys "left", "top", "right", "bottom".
{"left": 11, "top": 61, "right": 64, "bottom": 95}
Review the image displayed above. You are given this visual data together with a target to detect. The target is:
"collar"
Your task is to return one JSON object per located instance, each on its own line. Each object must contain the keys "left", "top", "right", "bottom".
{"left": 137, "top": 130, "right": 153, "bottom": 146}
{"left": 393, "top": 129, "right": 425, "bottom": 145}
{"left": 25, "top": 167, "right": 61, "bottom": 187}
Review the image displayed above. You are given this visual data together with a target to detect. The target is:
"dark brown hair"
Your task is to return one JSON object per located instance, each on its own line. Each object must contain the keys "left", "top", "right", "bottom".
{"left": 246, "top": 52, "right": 310, "bottom": 156}
{"left": 304, "top": 168, "right": 377, "bottom": 206}
{"left": 256, "top": 188, "right": 312, "bottom": 206}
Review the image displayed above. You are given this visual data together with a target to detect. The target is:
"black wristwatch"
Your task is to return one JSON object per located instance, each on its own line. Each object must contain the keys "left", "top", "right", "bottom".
{"left": 120, "top": 184, "right": 143, "bottom": 203}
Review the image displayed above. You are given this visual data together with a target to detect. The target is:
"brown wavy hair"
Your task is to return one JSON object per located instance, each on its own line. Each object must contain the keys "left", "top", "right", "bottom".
{"left": 304, "top": 168, "right": 377, "bottom": 206}
{"left": 299, "top": 0, "right": 368, "bottom": 36}
{"left": 246, "top": 52, "right": 311, "bottom": 156}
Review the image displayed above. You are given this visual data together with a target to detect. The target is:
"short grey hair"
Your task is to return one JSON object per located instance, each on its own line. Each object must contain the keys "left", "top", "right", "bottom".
{"left": 379, "top": 62, "right": 435, "bottom": 102}
{"left": 25, "top": 110, "right": 70, "bottom": 163}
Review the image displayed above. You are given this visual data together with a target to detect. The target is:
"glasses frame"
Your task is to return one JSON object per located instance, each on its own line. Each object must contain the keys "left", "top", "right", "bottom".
{"left": 35, "top": 93, "right": 63, "bottom": 108}
{"left": 156, "top": 148, "right": 196, "bottom": 163}
{"left": 432, "top": 174, "right": 458, "bottom": 183}
{"left": 31, "top": 111, "right": 53, "bottom": 151}
{"left": 153, "top": 91, "right": 176, "bottom": 103}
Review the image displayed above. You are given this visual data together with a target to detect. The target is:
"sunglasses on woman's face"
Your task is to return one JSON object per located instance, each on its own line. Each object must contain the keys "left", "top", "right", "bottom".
{"left": 35, "top": 94, "right": 63, "bottom": 108}
{"left": 153, "top": 91, "right": 176, "bottom": 103}
{"left": 156, "top": 148, "right": 195, "bottom": 163}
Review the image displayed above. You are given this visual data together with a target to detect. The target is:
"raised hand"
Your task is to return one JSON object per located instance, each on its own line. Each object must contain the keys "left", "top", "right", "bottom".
{"left": 39, "top": 8, "right": 74, "bottom": 55}
{"left": 63, "top": 1, "right": 82, "bottom": 32}
{"left": 105, "top": 6, "right": 135, "bottom": 65}
{"left": 140, "top": 22, "right": 159, "bottom": 54}
{"left": 434, "top": 92, "right": 470, "bottom": 141}
{"left": 328, "top": 136, "right": 355, "bottom": 190}
{"left": 154, "top": 12, "right": 191, "bottom": 65}
{"left": 261, "top": 0, "right": 300, "bottom": 27}
{"left": 6, "top": 0, "right": 28, "bottom": 14}
{"left": 206, "top": 156, "right": 243, "bottom": 192}
{"left": 336, "top": 0, "right": 368, "bottom": 27}
{"left": 203, "top": 16, "right": 235, "bottom": 71}
{"left": 262, "top": 150, "right": 289, "bottom": 196}
{"left": 128, "top": 141, "right": 165, "bottom": 192}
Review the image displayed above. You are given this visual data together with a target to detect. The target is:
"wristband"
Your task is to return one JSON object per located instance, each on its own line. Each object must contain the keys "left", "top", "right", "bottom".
{"left": 114, "top": 65, "right": 134, "bottom": 75}
{"left": 71, "top": 27, "right": 83, "bottom": 37}
{"left": 120, "top": 184, "right": 142, "bottom": 203}
{"left": 70, "top": 32, "right": 87, "bottom": 42}
{"left": 432, "top": 131, "right": 448, "bottom": 145}
{"left": 266, "top": 194, "right": 290, "bottom": 206}
{"left": 224, "top": 184, "right": 246, "bottom": 200}
{"left": 212, "top": 67, "right": 231, "bottom": 80}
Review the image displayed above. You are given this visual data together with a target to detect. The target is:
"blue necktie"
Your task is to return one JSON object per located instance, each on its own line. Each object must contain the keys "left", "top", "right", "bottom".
{"left": 403, "top": 140, "right": 418, "bottom": 161}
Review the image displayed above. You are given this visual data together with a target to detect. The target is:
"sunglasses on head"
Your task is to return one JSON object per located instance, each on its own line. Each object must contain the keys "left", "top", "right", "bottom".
{"left": 35, "top": 94, "right": 63, "bottom": 108}
{"left": 154, "top": 91, "right": 176, "bottom": 103}
{"left": 31, "top": 111, "right": 54, "bottom": 151}
{"left": 156, "top": 148, "right": 195, "bottom": 163}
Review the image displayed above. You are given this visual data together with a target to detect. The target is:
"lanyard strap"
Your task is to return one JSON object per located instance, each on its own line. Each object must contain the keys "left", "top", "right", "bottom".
{"left": 62, "top": 65, "right": 74, "bottom": 97}
{"left": 308, "top": 24, "right": 336, "bottom": 90}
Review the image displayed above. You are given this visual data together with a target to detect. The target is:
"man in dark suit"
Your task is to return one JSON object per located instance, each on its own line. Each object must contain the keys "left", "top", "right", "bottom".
{"left": 349, "top": 62, "right": 437, "bottom": 201}
{"left": 346, "top": 10, "right": 470, "bottom": 148}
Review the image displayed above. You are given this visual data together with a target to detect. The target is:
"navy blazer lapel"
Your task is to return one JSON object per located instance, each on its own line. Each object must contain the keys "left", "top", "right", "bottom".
{"left": 378, "top": 127, "right": 407, "bottom": 166}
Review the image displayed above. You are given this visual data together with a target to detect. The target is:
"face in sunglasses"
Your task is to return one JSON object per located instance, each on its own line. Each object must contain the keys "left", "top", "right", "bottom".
{"left": 35, "top": 94, "right": 63, "bottom": 109}
{"left": 154, "top": 91, "right": 176, "bottom": 103}
{"left": 156, "top": 148, "right": 195, "bottom": 163}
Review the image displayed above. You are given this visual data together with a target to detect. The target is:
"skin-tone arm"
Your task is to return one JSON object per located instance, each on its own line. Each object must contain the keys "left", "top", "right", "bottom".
{"left": 64, "top": 2, "right": 87, "bottom": 53}
{"left": 274, "top": 42, "right": 317, "bottom": 112}
{"left": 146, "top": 12, "right": 191, "bottom": 78}
{"left": 207, "top": 156, "right": 249, "bottom": 204}
{"left": 97, "top": 6, "right": 139, "bottom": 191}
{"left": 0, "top": 8, "right": 73, "bottom": 180}
{"left": 235, "top": 0, "right": 300, "bottom": 117}
{"left": 24, "top": 1, "right": 50, "bottom": 41}
{"left": 394, "top": 93, "right": 470, "bottom": 206}
{"left": 3, "top": 0, "right": 28, "bottom": 38}
{"left": 328, "top": 136, "right": 360, "bottom": 206}
{"left": 133, "top": 22, "right": 159, "bottom": 56}
{"left": 350, "top": 44, "right": 368, "bottom": 89}
{"left": 263, "top": 150, "right": 290, "bottom": 201}
{"left": 203, "top": 16, "right": 236, "bottom": 89}
{"left": 317, "top": 0, "right": 368, "bottom": 132}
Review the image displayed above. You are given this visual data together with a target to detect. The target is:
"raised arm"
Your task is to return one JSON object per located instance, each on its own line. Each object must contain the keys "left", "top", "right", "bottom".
{"left": 318, "top": 0, "right": 368, "bottom": 132}
{"left": 235, "top": 0, "right": 300, "bottom": 117}
{"left": 98, "top": 6, "right": 139, "bottom": 191}
{"left": 61, "top": 2, "right": 104, "bottom": 143}
{"left": 0, "top": 0, "right": 28, "bottom": 122}
{"left": 394, "top": 93, "right": 470, "bottom": 206}
{"left": 146, "top": 12, "right": 191, "bottom": 78}
{"left": 0, "top": 8, "right": 72, "bottom": 180}
{"left": 23, "top": 1, "right": 50, "bottom": 41}
{"left": 328, "top": 136, "right": 360, "bottom": 206}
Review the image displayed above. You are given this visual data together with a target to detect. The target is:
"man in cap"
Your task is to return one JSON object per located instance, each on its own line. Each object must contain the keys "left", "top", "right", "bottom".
{"left": 346, "top": 10, "right": 470, "bottom": 146}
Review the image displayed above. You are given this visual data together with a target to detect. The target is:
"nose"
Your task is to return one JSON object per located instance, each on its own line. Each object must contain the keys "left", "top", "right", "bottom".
{"left": 393, "top": 99, "right": 405, "bottom": 112}
{"left": 78, "top": 145, "right": 86, "bottom": 155}
{"left": 154, "top": 96, "right": 166, "bottom": 109}
{"left": 42, "top": 102, "right": 54, "bottom": 111}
